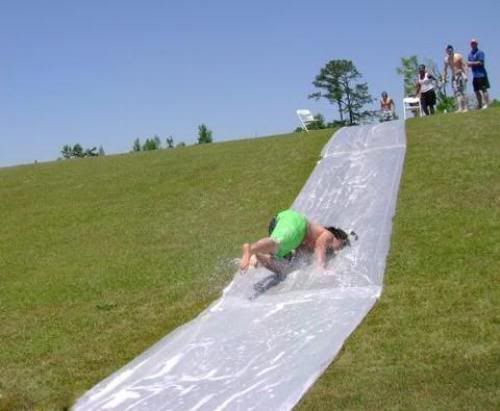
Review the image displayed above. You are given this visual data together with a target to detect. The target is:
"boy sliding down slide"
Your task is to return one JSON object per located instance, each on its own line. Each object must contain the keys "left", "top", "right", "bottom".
{"left": 240, "top": 209, "right": 356, "bottom": 275}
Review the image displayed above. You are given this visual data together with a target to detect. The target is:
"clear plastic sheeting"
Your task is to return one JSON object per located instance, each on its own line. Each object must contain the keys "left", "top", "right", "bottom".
{"left": 73, "top": 121, "right": 406, "bottom": 411}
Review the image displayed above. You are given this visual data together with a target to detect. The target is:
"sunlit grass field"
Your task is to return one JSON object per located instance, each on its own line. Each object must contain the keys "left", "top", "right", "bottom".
{"left": 297, "top": 109, "right": 500, "bottom": 410}
{"left": 0, "top": 129, "right": 333, "bottom": 410}
{"left": 1, "top": 109, "right": 499, "bottom": 410}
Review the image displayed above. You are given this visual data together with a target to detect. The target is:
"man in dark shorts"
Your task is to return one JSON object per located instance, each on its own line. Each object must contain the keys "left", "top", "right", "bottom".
{"left": 239, "top": 209, "right": 354, "bottom": 274}
{"left": 415, "top": 64, "right": 437, "bottom": 116}
{"left": 468, "top": 39, "right": 490, "bottom": 109}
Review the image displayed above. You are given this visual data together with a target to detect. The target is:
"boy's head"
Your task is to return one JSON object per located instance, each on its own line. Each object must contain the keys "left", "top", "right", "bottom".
{"left": 326, "top": 227, "right": 358, "bottom": 251}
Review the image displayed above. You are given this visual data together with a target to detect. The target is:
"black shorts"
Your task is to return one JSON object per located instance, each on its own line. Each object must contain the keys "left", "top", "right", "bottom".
{"left": 420, "top": 89, "right": 436, "bottom": 107}
{"left": 473, "top": 76, "right": 490, "bottom": 92}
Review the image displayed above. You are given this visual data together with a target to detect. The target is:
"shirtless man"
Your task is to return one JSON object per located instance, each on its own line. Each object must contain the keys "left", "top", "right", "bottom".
{"left": 380, "top": 91, "right": 396, "bottom": 121}
{"left": 443, "top": 44, "right": 468, "bottom": 112}
{"left": 239, "top": 209, "right": 352, "bottom": 274}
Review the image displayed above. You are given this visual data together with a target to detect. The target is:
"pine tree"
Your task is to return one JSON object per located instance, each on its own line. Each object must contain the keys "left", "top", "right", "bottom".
{"left": 309, "top": 59, "right": 374, "bottom": 125}
{"left": 197, "top": 124, "right": 213, "bottom": 144}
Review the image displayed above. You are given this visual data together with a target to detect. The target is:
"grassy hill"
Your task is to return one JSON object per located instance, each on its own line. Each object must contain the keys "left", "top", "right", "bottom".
{"left": 1, "top": 109, "right": 499, "bottom": 410}
{"left": 297, "top": 109, "right": 500, "bottom": 410}
{"left": 0, "top": 129, "right": 333, "bottom": 409}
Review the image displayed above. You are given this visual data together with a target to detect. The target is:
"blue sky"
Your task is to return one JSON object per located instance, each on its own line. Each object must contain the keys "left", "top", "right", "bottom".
{"left": 1, "top": 0, "right": 499, "bottom": 167}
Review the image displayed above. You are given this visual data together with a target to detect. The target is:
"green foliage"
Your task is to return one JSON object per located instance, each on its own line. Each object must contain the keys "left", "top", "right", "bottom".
{"left": 309, "top": 59, "right": 374, "bottom": 125}
{"left": 84, "top": 147, "right": 98, "bottom": 157}
{"left": 436, "top": 95, "right": 456, "bottom": 113}
{"left": 396, "top": 55, "right": 419, "bottom": 96}
{"left": 61, "top": 144, "right": 100, "bottom": 159}
{"left": 327, "top": 120, "right": 347, "bottom": 128}
{"left": 142, "top": 135, "right": 162, "bottom": 151}
{"left": 197, "top": 124, "right": 213, "bottom": 144}
{"left": 166, "top": 136, "right": 174, "bottom": 148}
{"left": 132, "top": 138, "right": 142, "bottom": 152}
{"left": 294, "top": 113, "right": 328, "bottom": 132}
{"left": 73, "top": 143, "right": 83, "bottom": 157}
{"left": 132, "top": 136, "right": 162, "bottom": 152}
{"left": 61, "top": 144, "right": 73, "bottom": 159}
{"left": 312, "top": 113, "right": 326, "bottom": 129}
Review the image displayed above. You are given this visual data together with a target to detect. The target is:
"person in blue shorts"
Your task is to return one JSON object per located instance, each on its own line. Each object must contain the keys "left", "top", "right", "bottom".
{"left": 239, "top": 209, "right": 354, "bottom": 274}
{"left": 468, "top": 39, "right": 490, "bottom": 110}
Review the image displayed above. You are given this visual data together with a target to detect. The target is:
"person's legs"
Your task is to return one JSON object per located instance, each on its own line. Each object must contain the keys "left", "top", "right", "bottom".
{"left": 482, "top": 75, "right": 491, "bottom": 108}
{"left": 455, "top": 94, "right": 462, "bottom": 111}
{"left": 454, "top": 75, "right": 468, "bottom": 112}
{"left": 458, "top": 93, "right": 468, "bottom": 112}
{"left": 474, "top": 90, "right": 483, "bottom": 110}
{"left": 473, "top": 77, "right": 483, "bottom": 109}
{"left": 420, "top": 96, "right": 429, "bottom": 115}
{"left": 240, "top": 210, "right": 307, "bottom": 272}
{"left": 481, "top": 90, "right": 490, "bottom": 108}
{"left": 475, "top": 90, "right": 483, "bottom": 109}
{"left": 428, "top": 90, "right": 436, "bottom": 115}
{"left": 255, "top": 253, "right": 288, "bottom": 276}
{"left": 240, "top": 238, "right": 279, "bottom": 271}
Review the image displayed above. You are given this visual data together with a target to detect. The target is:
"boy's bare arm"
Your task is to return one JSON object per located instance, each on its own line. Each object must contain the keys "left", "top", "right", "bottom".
{"left": 313, "top": 233, "right": 331, "bottom": 270}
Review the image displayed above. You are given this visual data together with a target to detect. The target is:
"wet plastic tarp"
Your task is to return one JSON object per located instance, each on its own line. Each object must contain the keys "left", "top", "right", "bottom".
{"left": 73, "top": 121, "right": 406, "bottom": 411}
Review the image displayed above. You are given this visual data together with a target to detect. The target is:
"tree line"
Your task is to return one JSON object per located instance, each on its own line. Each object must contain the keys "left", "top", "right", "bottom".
{"left": 61, "top": 144, "right": 105, "bottom": 159}
{"left": 304, "top": 54, "right": 462, "bottom": 130}
{"left": 60, "top": 124, "right": 213, "bottom": 160}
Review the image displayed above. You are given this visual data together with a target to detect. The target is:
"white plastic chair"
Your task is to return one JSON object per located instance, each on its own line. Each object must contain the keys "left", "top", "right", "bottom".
{"left": 403, "top": 97, "right": 422, "bottom": 120}
{"left": 296, "top": 109, "right": 315, "bottom": 132}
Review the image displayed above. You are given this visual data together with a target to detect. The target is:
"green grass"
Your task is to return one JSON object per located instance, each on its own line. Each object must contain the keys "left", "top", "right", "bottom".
{"left": 296, "top": 110, "right": 500, "bottom": 410}
{"left": 1, "top": 109, "right": 500, "bottom": 411}
{"left": 0, "top": 129, "right": 334, "bottom": 410}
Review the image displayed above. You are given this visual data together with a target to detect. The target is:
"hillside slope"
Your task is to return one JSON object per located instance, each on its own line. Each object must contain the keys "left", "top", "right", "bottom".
{"left": 2, "top": 108, "right": 499, "bottom": 410}
{"left": 0, "top": 129, "right": 333, "bottom": 409}
{"left": 297, "top": 109, "right": 500, "bottom": 410}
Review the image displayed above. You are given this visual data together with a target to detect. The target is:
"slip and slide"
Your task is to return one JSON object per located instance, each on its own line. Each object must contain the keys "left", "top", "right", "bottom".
{"left": 74, "top": 120, "right": 406, "bottom": 410}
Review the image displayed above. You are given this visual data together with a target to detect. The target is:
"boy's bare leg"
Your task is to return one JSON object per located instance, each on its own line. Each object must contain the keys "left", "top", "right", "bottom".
{"left": 255, "top": 253, "right": 285, "bottom": 276}
{"left": 240, "top": 243, "right": 251, "bottom": 271}
{"left": 240, "top": 238, "right": 279, "bottom": 271}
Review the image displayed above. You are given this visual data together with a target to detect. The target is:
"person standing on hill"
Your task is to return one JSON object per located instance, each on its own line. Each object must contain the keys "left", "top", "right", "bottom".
{"left": 380, "top": 91, "right": 396, "bottom": 121}
{"left": 415, "top": 64, "right": 437, "bottom": 116}
{"left": 443, "top": 45, "right": 469, "bottom": 112}
{"left": 468, "top": 39, "right": 490, "bottom": 110}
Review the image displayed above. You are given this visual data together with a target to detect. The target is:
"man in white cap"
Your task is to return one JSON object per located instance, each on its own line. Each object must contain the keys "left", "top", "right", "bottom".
{"left": 468, "top": 39, "right": 490, "bottom": 109}
{"left": 443, "top": 45, "right": 468, "bottom": 112}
